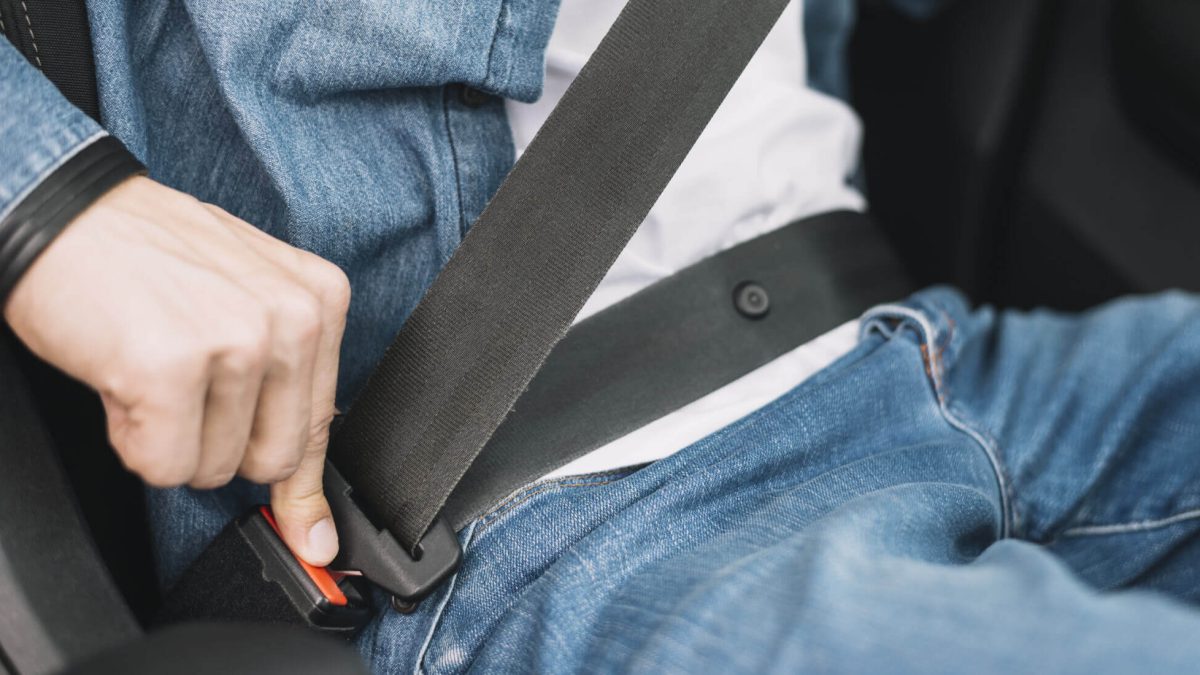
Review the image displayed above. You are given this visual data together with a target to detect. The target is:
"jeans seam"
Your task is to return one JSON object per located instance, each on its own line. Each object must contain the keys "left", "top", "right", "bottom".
{"left": 475, "top": 468, "right": 636, "bottom": 531}
{"left": 414, "top": 519, "right": 479, "bottom": 675}
{"left": 862, "top": 302, "right": 1013, "bottom": 538}
{"left": 1060, "top": 508, "right": 1200, "bottom": 538}
{"left": 482, "top": 1, "right": 504, "bottom": 83}
{"left": 945, "top": 398, "right": 1020, "bottom": 538}
{"left": 440, "top": 89, "right": 469, "bottom": 237}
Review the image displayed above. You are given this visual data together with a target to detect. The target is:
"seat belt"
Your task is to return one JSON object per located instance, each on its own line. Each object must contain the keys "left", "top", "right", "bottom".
{"left": 444, "top": 212, "right": 912, "bottom": 530}
{"left": 14, "top": 0, "right": 803, "bottom": 637}
{"left": 322, "top": 0, "right": 795, "bottom": 607}
{"left": 1, "top": 0, "right": 102, "bottom": 120}
{"left": 163, "top": 211, "right": 911, "bottom": 631}
{"left": 163, "top": 0, "right": 806, "bottom": 632}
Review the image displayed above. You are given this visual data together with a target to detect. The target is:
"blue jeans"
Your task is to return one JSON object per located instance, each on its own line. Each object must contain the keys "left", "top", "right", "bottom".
{"left": 155, "top": 286, "right": 1200, "bottom": 672}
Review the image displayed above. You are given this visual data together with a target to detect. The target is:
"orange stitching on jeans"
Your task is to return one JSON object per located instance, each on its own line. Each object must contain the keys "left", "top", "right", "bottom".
{"left": 919, "top": 343, "right": 944, "bottom": 395}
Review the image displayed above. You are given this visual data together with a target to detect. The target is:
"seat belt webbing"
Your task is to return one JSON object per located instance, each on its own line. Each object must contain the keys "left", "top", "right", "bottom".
{"left": 328, "top": 0, "right": 793, "bottom": 552}
{"left": 1, "top": 0, "right": 102, "bottom": 120}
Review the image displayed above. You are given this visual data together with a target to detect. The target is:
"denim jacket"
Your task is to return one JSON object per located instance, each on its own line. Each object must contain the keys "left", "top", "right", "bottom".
{"left": 0, "top": 0, "right": 560, "bottom": 405}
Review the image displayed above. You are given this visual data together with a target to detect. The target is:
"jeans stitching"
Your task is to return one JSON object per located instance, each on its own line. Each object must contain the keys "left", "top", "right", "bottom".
{"left": 947, "top": 398, "right": 1021, "bottom": 538}
{"left": 932, "top": 308, "right": 1019, "bottom": 539}
{"left": 417, "top": 473, "right": 629, "bottom": 670}
{"left": 1060, "top": 508, "right": 1200, "bottom": 538}
{"left": 479, "top": 475, "right": 627, "bottom": 530}
{"left": 482, "top": 1, "right": 505, "bottom": 81}
{"left": 440, "top": 88, "right": 470, "bottom": 237}
{"left": 862, "top": 302, "right": 1013, "bottom": 538}
{"left": 414, "top": 520, "right": 479, "bottom": 675}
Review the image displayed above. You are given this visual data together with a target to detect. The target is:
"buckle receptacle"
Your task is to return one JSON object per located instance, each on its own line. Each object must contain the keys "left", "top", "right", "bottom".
{"left": 243, "top": 506, "right": 373, "bottom": 634}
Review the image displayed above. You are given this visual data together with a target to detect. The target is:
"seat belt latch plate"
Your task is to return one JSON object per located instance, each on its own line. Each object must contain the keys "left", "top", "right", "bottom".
{"left": 325, "top": 462, "right": 463, "bottom": 609}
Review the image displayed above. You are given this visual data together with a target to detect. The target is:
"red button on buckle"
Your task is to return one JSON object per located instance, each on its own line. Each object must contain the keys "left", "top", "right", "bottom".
{"left": 258, "top": 506, "right": 348, "bottom": 607}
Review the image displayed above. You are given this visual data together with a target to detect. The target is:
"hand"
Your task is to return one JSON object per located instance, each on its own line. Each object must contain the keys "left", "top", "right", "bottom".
{"left": 3, "top": 176, "right": 349, "bottom": 566}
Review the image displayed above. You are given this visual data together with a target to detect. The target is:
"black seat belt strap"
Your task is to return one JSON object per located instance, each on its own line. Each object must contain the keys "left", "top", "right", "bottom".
{"left": 444, "top": 212, "right": 913, "bottom": 529}
{"left": 1, "top": 0, "right": 102, "bottom": 120}
{"left": 325, "top": 0, "right": 794, "bottom": 598}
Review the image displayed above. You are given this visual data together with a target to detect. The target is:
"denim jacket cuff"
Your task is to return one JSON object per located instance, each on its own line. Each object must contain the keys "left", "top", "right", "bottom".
{"left": 0, "top": 135, "right": 146, "bottom": 305}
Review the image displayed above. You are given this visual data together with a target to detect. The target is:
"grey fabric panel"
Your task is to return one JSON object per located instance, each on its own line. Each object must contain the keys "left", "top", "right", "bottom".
{"left": 0, "top": 334, "right": 140, "bottom": 674}
{"left": 445, "top": 211, "right": 913, "bottom": 528}
{"left": 328, "top": 0, "right": 794, "bottom": 550}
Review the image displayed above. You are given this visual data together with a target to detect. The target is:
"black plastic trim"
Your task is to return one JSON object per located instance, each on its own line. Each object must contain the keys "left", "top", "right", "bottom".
{"left": 325, "top": 464, "right": 462, "bottom": 607}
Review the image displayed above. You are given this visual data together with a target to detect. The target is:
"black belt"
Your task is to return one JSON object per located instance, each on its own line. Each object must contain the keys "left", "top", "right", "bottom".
{"left": 162, "top": 210, "right": 911, "bottom": 629}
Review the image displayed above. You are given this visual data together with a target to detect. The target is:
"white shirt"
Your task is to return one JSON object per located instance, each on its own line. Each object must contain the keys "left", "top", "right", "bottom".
{"left": 506, "top": 0, "right": 868, "bottom": 478}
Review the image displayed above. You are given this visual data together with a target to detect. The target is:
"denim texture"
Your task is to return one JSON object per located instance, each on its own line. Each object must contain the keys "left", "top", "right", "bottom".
{"left": 0, "top": 39, "right": 105, "bottom": 222}
{"left": 155, "top": 287, "right": 1200, "bottom": 672}
{"left": 89, "top": 0, "right": 563, "bottom": 406}
{"left": 4, "top": 0, "right": 560, "bottom": 406}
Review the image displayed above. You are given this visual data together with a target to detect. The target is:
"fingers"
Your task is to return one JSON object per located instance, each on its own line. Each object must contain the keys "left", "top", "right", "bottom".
{"left": 102, "top": 351, "right": 209, "bottom": 487}
{"left": 192, "top": 328, "right": 268, "bottom": 488}
{"left": 270, "top": 446, "right": 338, "bottom": 566}
{"left": 206, "top": 216, "right": 351, "bottom": 565}
{"left": 99, "top": 256, "right": 346, "bottom": 497}
{"left": 268, "top": 254, "right": 351, "bottom": 564}
{"left": 238, "top": 290, "right": 321, "bottom": 483}
{"left": 10, "top": 178, "right": 354, "bottom": 522}
{"left": 84, "top": 195, "right": 352, "bottom": 560}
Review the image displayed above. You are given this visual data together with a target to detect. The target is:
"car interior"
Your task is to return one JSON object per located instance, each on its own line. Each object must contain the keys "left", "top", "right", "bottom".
{"left": 1, "top": 0, "right": 1197, "bottom": 672}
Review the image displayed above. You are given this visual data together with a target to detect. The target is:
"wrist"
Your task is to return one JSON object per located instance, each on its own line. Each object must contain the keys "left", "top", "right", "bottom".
{"left": 0, "top": 135, "right": 145, "bottom": 313}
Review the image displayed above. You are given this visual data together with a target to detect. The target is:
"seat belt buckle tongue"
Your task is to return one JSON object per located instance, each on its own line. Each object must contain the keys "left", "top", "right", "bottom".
{"left": 324, "top": 463, "right": 463, "bottom": 611}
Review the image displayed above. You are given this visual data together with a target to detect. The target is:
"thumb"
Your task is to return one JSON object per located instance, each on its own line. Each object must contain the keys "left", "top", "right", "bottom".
{"left": 270, "top": 448, "right": 338, "bottom": 566}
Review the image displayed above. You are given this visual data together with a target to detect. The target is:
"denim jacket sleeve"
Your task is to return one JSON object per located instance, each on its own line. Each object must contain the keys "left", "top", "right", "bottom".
{"left": 0, "top": 39, "right": 143, "bottom": 304}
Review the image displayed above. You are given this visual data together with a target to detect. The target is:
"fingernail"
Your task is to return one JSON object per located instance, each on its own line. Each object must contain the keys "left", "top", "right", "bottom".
{"left": 305, "top": 517, "right": 339, "bottom": 565}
